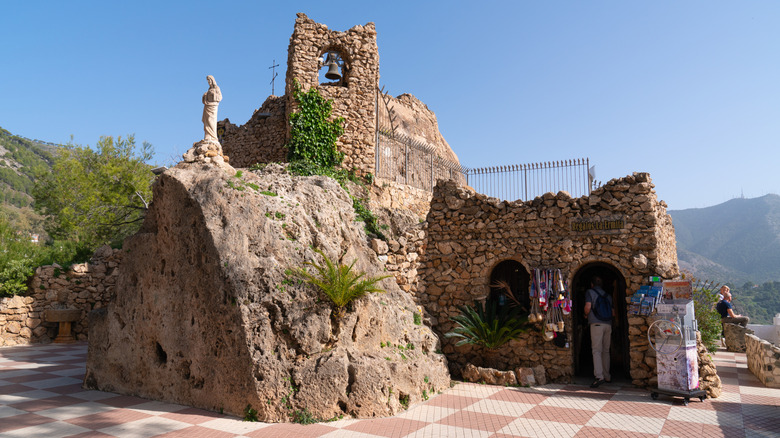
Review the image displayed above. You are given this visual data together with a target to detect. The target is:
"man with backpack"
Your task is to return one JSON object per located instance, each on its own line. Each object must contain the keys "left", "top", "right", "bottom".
{"left": 584, "top": 276, "right": 613, "bottom": 388}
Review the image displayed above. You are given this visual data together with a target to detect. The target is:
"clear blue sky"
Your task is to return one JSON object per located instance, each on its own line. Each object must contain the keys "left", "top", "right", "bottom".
{"left": 3, "top": 1, "right": 779, "bottom": 210}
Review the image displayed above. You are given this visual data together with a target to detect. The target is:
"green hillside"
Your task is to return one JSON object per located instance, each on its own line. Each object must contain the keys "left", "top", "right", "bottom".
{"left": 670, "top": 194, "right": 780, "bottom": 284}
{"left": 730, "top": 281, "right": 780, "bottom": 326}
{"left": 0, "top": 127, "right": 57, "bottom": 234}
{"left": 670, "top": 195, "right": 780, "bottom": 324}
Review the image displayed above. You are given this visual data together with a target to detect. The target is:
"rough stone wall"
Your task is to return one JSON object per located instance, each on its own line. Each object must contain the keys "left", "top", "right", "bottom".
{"left": 724, "top": 323, "right": 752, "bottom": 352}
{"left": 220, "top": 96, "right": 287, "bottom": 167}
{"left": 746, "top": 333, "right": 780, "bottom": 387}
{"left": 0, "top": 247, "right": 122, "bottom": 346}
{"left": 370, "top": 180, "right": 432, "bottom": 220}
{"left": 285, "top": 13, "right": 379, "bottom": 176}
{"left": 418, "top": 173, "right": 679, "bottom": 381}
{"left": 374, "top": 224, "right": 426, "bottom": 298}
{"left": 627, "top": 315, "right": 655, "bottom": 386}
{"left": 696, "top": 331, "right": 722, "bottom": 397}
{"left": 652, "top": 200, "right": 678, "bottom": 275}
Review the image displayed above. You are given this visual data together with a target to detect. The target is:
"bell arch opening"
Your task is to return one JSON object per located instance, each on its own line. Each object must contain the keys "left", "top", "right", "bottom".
{"left": 571, "top": 262, "right": 630, "bottom": 382}
{"left": 318, "top": 50, "right": 348, "bottom": 87}
{"left": 488, "top": 260, "right": 530, "bottom": 314}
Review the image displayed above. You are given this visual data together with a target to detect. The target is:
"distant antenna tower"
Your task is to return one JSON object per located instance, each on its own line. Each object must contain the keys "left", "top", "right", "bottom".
{"left": 269, "top": 59, "right": 280, "bottom": 95}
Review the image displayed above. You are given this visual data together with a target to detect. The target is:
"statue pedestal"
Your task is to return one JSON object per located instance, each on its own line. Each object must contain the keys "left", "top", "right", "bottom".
{"left": 182, "top": 140, "right": 228, "bottom": 164}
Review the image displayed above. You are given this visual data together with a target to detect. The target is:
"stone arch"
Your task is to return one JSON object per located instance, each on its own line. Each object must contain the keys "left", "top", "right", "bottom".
{"left": 318, "top": 45, "right": 352, "bottom": 87}
{"left": 488, "top": 259, "right": 531, "bottom": 314}
{"left": 570, "top": 256, "right": 633, "bottom": 291}
{"left": 570, "top": 261, "right": 631, "bottom": 382}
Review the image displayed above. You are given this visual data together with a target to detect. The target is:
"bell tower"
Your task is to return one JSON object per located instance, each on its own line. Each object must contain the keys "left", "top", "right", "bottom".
{"left": 285, "top": 13, "right": 380, "bottom": 176}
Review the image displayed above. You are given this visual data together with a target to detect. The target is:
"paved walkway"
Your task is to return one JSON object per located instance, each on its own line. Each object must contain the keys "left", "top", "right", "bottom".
{"left": 0, "top": 343, "right": 778, "bottom": 437}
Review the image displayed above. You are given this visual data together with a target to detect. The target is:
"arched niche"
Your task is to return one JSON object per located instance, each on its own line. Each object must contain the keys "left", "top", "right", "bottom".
{"left": 318, "top": 48, "right": 349, "bottom": 87}
{"left": 488, "top": 260, "right": 530, "bottom": 314}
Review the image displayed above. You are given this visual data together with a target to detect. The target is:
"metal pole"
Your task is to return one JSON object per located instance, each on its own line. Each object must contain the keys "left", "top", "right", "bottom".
{"left": 405, "top": 142, "right": 409, "bottom": 185}
{"left": 375, "top": 87, "right": 379, "bottom": 178}
{"left": 524, "top": 165, "right": 528, "bottom": 201}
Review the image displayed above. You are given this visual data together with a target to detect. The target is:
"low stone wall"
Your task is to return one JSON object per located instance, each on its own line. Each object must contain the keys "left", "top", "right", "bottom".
{"left": 377, "top": 224, "right": 426, "bottom": 298}
{"left": 447, "top": 322, "right": 574, "bottom": 382}
{"left": 220, "top": 95, "right": 287, "bottom": 168}
{"left": 746, "top": 333, "right": 780, "bottom": 388}
{"left": 724, "top": 323, "right": 752, "bottom": 352}
{"left": 0, "top": 246, "right": 122, "bottom": 346}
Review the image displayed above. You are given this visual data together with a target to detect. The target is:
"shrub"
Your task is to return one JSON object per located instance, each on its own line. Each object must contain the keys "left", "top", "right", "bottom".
{"left": 688, "top": 276, "right": 724, "bottom": 352}
{"left": 293, "top": 249, "right": 390, "bottom": 317}
{"left": 445, "top": 298, "right": 529, "bottom": 350}
{"left": 243, "top": 404, "right": 259, "bottom": 422}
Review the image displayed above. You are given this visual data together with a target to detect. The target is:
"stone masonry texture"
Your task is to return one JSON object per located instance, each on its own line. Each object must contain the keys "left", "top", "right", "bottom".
{"left": 413, "top": 172, "right": 679, "bottom": 385}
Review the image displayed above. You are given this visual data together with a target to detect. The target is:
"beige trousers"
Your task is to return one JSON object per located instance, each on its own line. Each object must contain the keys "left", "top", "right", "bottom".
{"left": 590, "top": 323, "right": 612, "bottom": 380}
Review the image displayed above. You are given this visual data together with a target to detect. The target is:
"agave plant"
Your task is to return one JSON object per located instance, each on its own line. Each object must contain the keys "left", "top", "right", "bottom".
{"left": 445, "top": 298, "right": 529, "bottom": 350}
{"left": 293, "top": 249, "right": 390, "bottom": 317}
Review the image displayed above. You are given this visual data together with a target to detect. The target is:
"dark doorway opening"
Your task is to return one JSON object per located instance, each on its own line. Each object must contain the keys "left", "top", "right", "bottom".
{"left": 489, "top": 260, "right": 530, "bottom": 314}
{"left": 571, "top": 262, "right": 630, "bottom": 382}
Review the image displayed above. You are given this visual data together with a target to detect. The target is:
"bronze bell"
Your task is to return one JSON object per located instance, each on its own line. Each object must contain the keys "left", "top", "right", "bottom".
{"left": 324, "top": 53, "right": 342, "bottom": 81}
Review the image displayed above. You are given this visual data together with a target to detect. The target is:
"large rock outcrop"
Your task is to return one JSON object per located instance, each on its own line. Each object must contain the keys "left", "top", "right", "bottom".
{"left": 85, "top": 162, "right": 450, "bottom": 421}
{"left": 379, "top": 93, "right": 460, "bottom": 165}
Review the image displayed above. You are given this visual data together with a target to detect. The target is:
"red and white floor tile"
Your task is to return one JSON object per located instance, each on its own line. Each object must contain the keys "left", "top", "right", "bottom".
{"left": 1, "top": 343, "right": 777, "bottom": 437}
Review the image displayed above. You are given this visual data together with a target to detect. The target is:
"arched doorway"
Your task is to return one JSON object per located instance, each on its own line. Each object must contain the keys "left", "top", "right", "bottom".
{"left": 489, "top": 260, "right": 530, "bottom": 313}
{"left": 571, "top": 262, "right": 629, "bottom": 382}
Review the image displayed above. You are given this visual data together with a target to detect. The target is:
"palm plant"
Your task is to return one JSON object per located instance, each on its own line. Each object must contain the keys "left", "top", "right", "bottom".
{"left": 445, "top": 299, "right": 529, "bottom": 350}
{"left": 293, "top": 249, "right": 389, "bottom": 317}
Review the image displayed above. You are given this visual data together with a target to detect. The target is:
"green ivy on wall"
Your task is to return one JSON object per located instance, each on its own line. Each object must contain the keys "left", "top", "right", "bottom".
{"left": 286, "top": 80, "right": 345, "bottom": 170}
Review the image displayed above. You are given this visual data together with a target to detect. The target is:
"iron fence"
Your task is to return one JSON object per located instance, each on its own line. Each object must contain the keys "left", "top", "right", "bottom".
{"left": 374, "top": 87, "right": 590, "bottom": 200}
{"left": 465, "top": 158, "right": 591, "bottom": 201}
{"left": 375, "top": 129, "right": 467, "bottom": 191}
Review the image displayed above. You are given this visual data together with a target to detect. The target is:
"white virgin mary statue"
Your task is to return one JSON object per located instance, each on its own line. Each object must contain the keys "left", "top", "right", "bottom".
{"left": 202, "top": 75, "right": 222, "bottom": 142}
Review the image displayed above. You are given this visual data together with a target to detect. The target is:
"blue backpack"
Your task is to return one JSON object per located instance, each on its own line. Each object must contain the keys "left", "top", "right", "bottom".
{"left": 591, "top": 288, "right": 612, "bottom": 321}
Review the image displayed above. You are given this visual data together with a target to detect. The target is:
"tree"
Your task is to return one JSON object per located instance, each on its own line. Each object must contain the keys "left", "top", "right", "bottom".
{"left": 32, "top": 135, "right": 154, "bottom": 251}
{"left": 0, "top": 215, "right": 44, "bottom": 296}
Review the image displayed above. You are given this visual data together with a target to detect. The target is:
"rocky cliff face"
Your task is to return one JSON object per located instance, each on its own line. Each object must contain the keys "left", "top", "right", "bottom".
{"left": 380, "top": 93, "right": 460, "bottom": 165}
{"left": 85, "top": 162, "right": 450, "bottom": 421}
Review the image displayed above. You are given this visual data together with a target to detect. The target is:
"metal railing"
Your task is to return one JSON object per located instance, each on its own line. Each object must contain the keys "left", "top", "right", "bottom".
{"left": 465, "top": 158, "right": 591, "bottom": 201}
{"left": 375, "top": 129, "right": 467, "bottom": 191}
{"left": 373, "top": 87, "right": 591, "bottom": 200}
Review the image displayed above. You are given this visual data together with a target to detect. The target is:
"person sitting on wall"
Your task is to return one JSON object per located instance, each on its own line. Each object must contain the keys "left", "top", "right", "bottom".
{"left": 716, "top": 286, "right": 749, "bottom": 327}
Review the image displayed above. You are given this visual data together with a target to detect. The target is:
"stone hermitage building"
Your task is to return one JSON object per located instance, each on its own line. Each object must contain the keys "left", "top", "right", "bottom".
{"left": 214, "top": 14, "right": 695, "bottom": 390}
{"left": 1, "top": 13, "right": 719, "bottom": 420}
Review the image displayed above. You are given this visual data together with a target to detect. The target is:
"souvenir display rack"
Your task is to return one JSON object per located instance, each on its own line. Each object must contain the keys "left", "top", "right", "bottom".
{"left": 647, "top": 279, "right": 707, "bottom": 405}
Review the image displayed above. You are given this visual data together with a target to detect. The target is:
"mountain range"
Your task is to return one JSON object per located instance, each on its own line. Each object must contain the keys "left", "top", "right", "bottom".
{"left": 669, "top": 194, "right": 780, "bottom": 285}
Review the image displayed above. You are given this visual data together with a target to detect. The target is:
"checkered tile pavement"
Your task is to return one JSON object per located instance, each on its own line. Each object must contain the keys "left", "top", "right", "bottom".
{"left": 1, "top": 343, "right": 778, "bottom": 437}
